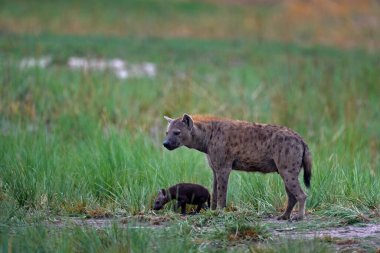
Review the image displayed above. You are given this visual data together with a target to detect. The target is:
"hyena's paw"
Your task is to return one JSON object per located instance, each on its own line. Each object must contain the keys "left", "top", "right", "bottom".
{"left": 290, "top": 214, "right": 304, "bottom": 221}
{"left": 276, "top": 214, "right": 290, "bottom": 220}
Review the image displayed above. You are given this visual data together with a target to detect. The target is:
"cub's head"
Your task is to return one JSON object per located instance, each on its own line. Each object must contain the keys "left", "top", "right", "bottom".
{"left": 162, "top": 114, "right": 193, "bottom": 150}
{"left": 153, "top": 189, "right": 170, "bottom": 210}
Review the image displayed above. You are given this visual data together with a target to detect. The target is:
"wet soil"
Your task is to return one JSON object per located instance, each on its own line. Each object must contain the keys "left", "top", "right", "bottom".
{"left": 263, "top": 218, "right": 380, "bottom": 239}
{"left": 53, "top": 215, "right": 380, "bottom": 239}
{"left": 49, "top": 214, "right": 380, "bottom": 251}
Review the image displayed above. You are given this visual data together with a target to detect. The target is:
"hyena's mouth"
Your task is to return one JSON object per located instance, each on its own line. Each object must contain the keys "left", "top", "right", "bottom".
{"left": 164, "top": 144, "right": 177, "bottom": 150}
{"left": 163, "top": 141, "right": 179, "bottom": 150}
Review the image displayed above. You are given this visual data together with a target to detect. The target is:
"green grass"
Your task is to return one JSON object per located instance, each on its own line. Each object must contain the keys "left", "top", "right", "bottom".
{"left": 1, "top": 0, "right": 380, "bottom": 251}
{"left": 1, "top": 34, "right": 379, "bottom": 215}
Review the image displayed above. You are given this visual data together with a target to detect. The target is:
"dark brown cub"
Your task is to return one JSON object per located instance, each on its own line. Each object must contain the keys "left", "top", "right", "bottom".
{"left": 153, "top": 183, "right": 210, "bottom": 215}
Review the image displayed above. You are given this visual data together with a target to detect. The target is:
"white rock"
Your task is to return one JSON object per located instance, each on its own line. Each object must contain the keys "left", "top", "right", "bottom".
{"left": 67, "top": 57, "right": 156, "bottom": 80}
{"left": 20, "top": 56, "right": 52, "bottom": 69}
{"left": 115, "top": 69, "right": 129, "bottom": 79}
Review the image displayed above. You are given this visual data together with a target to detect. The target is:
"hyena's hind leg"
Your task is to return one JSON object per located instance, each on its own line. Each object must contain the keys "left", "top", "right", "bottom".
{"left": 275, "top": 141, "right": 307, "bottom": 221}
{"left": 174, "top": 201, "right": 181, "bottom": 212}
{"left": 276, "top": 152, "right": 307, "bottom": 221}
{"left": 195, "top": 204, "right": 203, "bottom": 213}
{"left": 195, "top": 198, "right": 209, "bottom": 213}
{"left": 277, "top": 186, "right": 297, "bottom": 220}
{"left": 280, "top": 169, "right": 307, "bottom": 221}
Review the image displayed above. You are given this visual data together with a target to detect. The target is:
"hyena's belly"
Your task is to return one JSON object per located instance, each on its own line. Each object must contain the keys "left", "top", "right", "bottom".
{"left": 232, "top": 157, "right": 278, "bottom": 173}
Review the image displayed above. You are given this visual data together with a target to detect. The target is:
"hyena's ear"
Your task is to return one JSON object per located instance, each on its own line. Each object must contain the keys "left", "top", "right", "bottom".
{"left": 164, "top": 116, "right": 173, "bottom": 123}
{"left": 161, "top": 189, "right": 166, "bottom": 196}
{"left": 182, "top": 113, "right": 193, "bottom": 130}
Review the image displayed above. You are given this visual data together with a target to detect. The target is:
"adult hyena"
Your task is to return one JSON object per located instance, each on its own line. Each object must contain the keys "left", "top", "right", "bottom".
{"left": 163, "top": 114, "right": 312, "bottom": 221}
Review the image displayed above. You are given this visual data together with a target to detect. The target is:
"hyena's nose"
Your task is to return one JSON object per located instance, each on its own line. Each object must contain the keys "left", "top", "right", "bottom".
{"left": 163, "top": 140, "right": 170, "bottom": 149}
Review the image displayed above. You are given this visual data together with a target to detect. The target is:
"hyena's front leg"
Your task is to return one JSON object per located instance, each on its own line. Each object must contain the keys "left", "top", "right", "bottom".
{"left": 174, "top": 201, "right": 181, "bottom": 212}
{"left": 211, "top": 170, "right": 218, "bottom": 210}
{"left": 180, "top": 201, "right": 187, "bottom": 215}
{"left": 216, "top": 170, "right": 231, "bottom": 209}
{"left": 207, "top": 156, "right": 218, "bottom": 210}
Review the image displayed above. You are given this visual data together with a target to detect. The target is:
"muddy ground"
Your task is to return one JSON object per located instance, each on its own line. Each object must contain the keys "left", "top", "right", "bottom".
{"left": 48, "top": 213, "right": 380, "bottom": 252}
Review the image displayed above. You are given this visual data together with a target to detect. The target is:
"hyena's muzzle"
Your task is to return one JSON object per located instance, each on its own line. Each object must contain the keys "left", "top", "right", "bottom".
{"left": 162, "top": 139, "right": 180, "bottom": 150}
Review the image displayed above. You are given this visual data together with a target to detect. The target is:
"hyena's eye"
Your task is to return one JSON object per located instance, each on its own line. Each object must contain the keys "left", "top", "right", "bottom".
{"left": 173, "top": 130, "right": 181, "bottom": 135}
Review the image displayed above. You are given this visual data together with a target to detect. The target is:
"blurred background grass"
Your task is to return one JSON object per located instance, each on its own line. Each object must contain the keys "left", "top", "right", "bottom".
{"left": 1, "top": 0, "right": 380, "bottom": 49}
{"left": 0, "top": 0, "right": 379, "bottom": 218}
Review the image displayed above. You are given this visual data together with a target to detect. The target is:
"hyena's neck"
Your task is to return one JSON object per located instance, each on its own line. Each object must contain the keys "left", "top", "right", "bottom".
{"left": 186, "top": 122, "right": 212, "bottom": 154}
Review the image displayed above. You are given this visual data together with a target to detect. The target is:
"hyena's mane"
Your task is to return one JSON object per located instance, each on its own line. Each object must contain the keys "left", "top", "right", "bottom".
{"left": 190, "top": 115, "right": 230, "bottom": 123}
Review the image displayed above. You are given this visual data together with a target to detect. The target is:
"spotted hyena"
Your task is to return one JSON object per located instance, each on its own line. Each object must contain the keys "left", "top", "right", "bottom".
{"left": 153, "top": 183, "right": 211, "bottom": 215}
{"left": 162, "top": 114, "right": 312, "bottom": 221}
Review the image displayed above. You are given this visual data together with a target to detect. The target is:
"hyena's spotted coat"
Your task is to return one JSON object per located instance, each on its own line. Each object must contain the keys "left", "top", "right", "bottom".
{"left": 163, "top": 114, "right": 312, "bottom": 221}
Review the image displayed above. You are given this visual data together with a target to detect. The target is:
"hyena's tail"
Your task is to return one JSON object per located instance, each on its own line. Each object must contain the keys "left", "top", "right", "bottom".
{"left": 302, "top": 143, "right": 312, "bottom": 188}
{"left": 207, "top": 195, "right": 211, "bottom": 209}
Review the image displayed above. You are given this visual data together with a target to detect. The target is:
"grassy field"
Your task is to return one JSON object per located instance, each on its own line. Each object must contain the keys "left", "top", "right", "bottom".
{"left": 1, "top": 0, "right": 380, "bottom": 252}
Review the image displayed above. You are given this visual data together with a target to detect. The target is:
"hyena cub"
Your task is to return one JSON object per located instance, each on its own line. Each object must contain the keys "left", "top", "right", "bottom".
{"left": 153, "top": 183, "right": 210, "bottom": 215}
